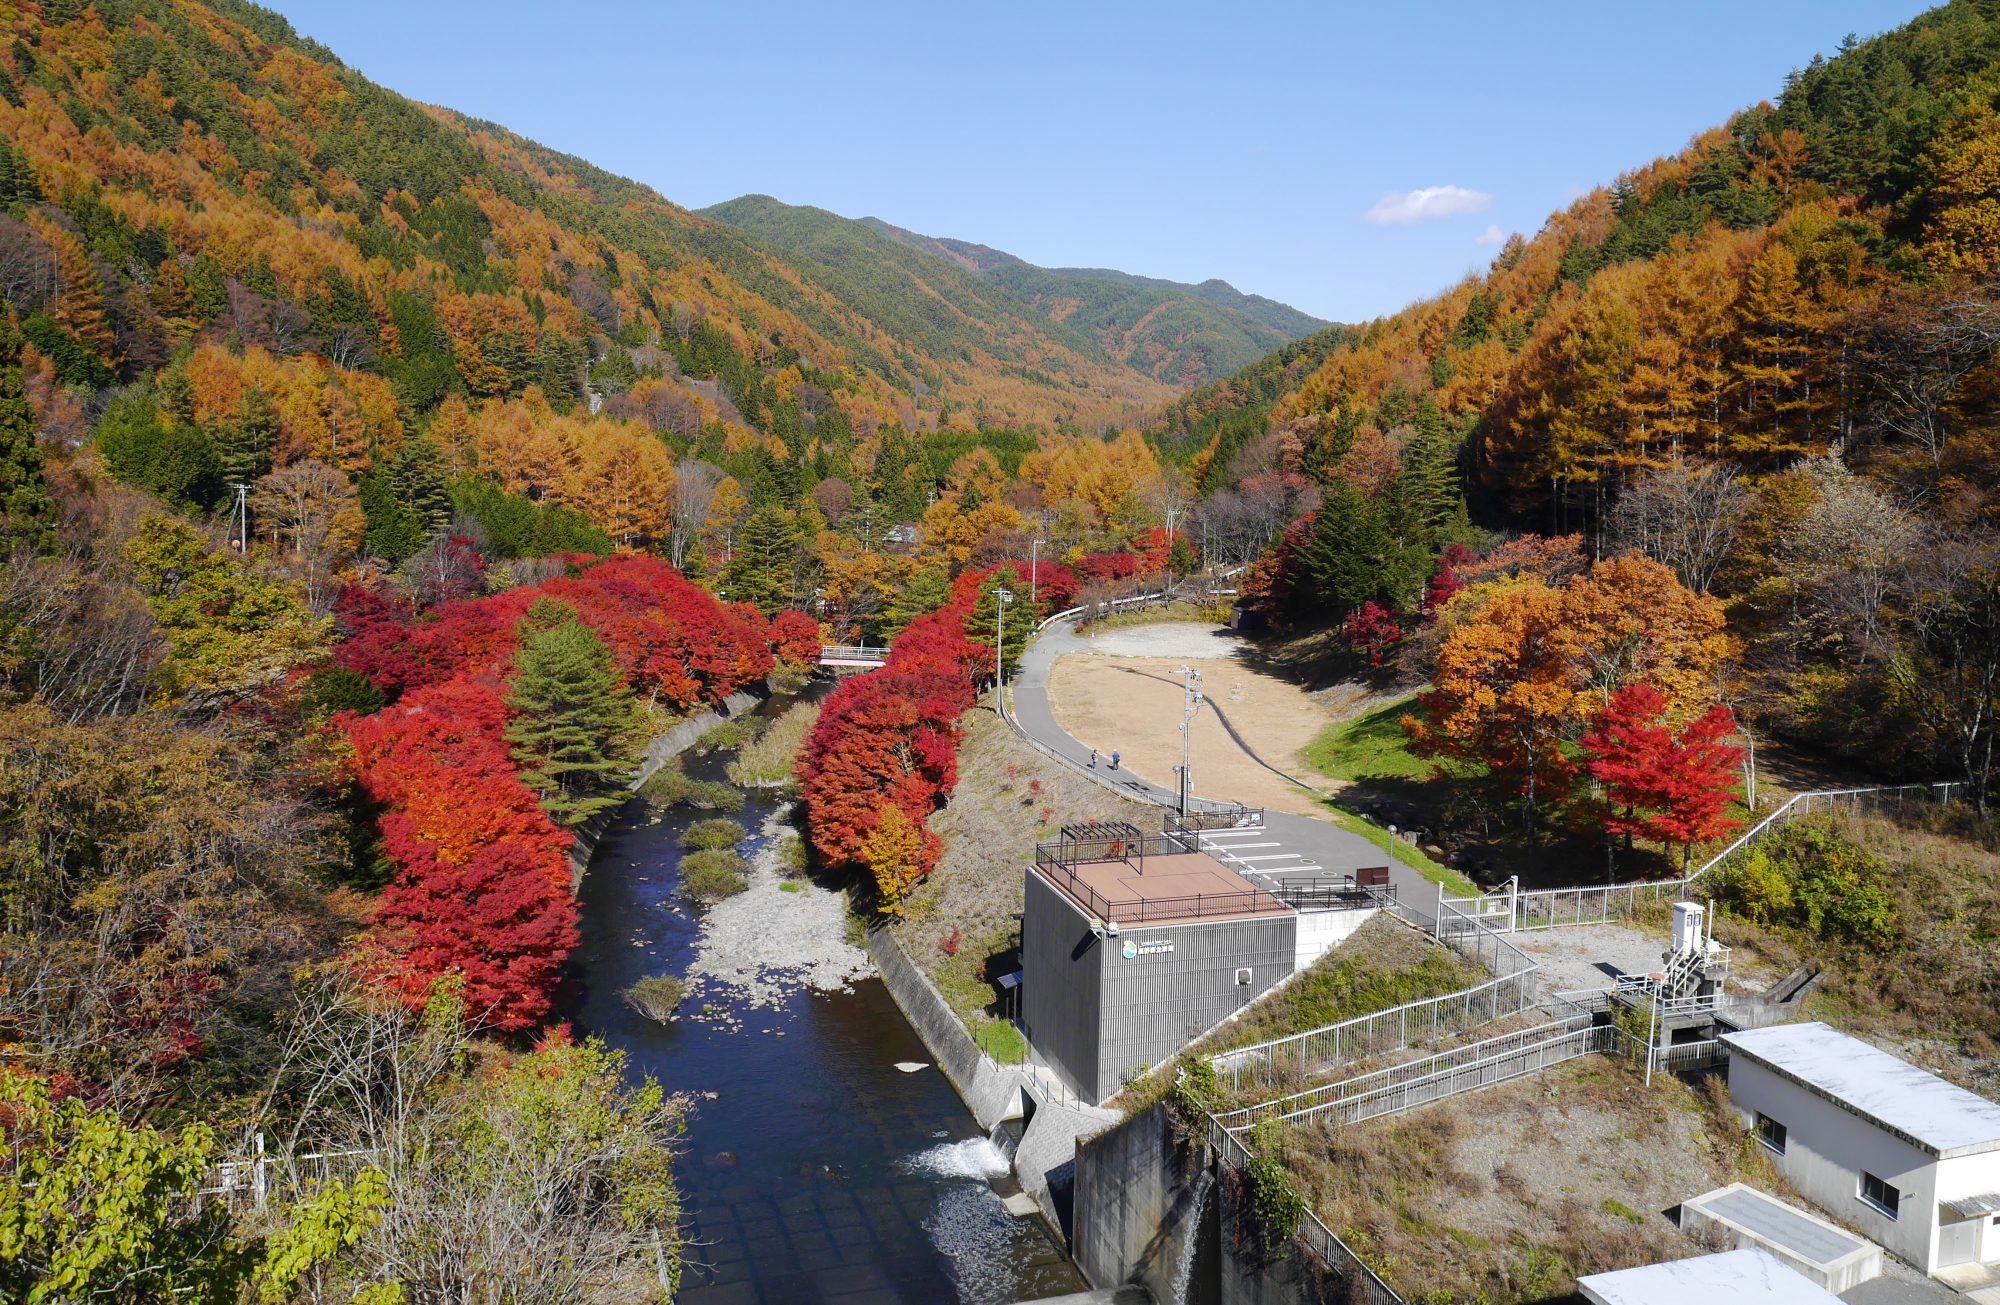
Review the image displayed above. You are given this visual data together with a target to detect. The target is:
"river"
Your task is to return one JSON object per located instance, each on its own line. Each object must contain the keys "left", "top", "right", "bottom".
{"left": 569, "top": 702, "right": 1087, "bottom": 1305}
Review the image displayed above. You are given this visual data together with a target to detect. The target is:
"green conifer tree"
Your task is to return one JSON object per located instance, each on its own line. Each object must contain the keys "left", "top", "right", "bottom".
{"left": 0, "top": 313, "right": 54, "bottom": 555}
{"left": 504, "top": 599, "right": 641, "bottom": 828}
{"left": 967, "top": 571, "right": 1035, "bottom": 680}
{"left": 215, "top": 387, "right": 278, "bottom": 488}
{"left": 720, "top": 505, "right": 799, "bottom": 615}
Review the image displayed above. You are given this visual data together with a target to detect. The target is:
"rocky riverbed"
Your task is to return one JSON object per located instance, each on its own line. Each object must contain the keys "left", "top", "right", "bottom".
{"left": 683, "top": 803, "right": 875, "bottom": 1009}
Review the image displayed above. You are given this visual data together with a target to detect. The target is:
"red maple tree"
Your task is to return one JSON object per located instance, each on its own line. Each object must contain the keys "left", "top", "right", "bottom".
{"left": 1582, "top": 683, "right": 1745, "bottom": 870}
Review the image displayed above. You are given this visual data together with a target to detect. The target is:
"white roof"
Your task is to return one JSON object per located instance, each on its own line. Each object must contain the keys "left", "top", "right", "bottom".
{"left": 1578, "top": 1249, "right": 1844, "bottom": 1305}
{"left": 1722, "top": 1022, "right": 2000, "bottom": 1158}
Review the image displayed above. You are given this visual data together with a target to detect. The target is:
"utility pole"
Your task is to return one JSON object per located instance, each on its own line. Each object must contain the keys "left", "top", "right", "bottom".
{"left": 995, "top": 587, "right": 1013, "bottom": 699}
{"left": 1175, "top": 665, "right": 1202, "bottom": 816}
{"left": 1029, "top": 536, "right": 1039, "bottom": 613}
{"left": 230, "top": 482, "right": 249, "bottom": 553}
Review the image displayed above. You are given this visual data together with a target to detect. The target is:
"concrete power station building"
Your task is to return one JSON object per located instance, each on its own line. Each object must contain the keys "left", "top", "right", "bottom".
{"left": 1019, "top": 819, "right": 1380, "bottom": 1103}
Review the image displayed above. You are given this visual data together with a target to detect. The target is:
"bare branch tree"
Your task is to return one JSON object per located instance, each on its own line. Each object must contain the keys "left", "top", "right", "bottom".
{"left": 1606, "top": 456, "right": 1749, "bottom": 594}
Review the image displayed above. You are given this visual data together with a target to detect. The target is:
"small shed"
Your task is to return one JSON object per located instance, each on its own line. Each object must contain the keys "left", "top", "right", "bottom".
{"left": 1578, "top": 1248, "right": 1845, "bottom": 1305}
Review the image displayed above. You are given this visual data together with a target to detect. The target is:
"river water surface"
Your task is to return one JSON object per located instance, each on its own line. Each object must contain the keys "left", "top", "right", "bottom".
{"left": 570, "top": 713, "right": 1085, "bottom": 1305}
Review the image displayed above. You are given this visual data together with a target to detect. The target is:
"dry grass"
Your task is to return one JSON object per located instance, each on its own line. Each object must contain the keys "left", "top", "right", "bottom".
{"left": 1712, "top": 805, "right": 2000, "bottom": 1094}
{"left": 893, "top": 705, "right": 1144, "bottom": 1026}
{"left": 727, "top": 700, "right": 819, "bottom": 790}
{"left": 1281, "top": 1055, "right": 1774, "bottom": 1305}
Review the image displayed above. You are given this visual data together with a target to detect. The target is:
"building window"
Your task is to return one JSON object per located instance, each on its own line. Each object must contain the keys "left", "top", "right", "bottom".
{"left": 1859, "top": 1172, "right": 1900, "bottom": 1220}
{"left": 1755, "top": 1113, "right": 1786, "bottom": 1155}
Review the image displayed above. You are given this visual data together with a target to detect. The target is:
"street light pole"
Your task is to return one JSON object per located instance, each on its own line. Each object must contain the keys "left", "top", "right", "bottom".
{"left": 995, "top": 587, "right": 1013, "bottom": 700}
{"left": 1176, "top": 665, "right": 1202, "bottom": 816}
{"left": 1029, "top": 536, "right": 1038, "bottom": 613}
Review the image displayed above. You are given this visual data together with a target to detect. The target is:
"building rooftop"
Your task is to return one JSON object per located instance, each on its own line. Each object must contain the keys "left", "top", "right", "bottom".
{"left": 1722, "top": 1022, "right": 2000, "bottom": 1158}
{"left": 1579, "top": 1249, "right": 1845, "bottom": 1305}
{"left": 1682, "top": 1184, "right": 1875, "bottom": 1273}
{"left": 1032, "top": 848, "right": 1291, "bottom": 926}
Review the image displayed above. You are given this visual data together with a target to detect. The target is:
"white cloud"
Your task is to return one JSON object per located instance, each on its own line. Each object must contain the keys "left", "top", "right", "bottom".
{"left": 1475, "top": 224, "right": 1505, "bottom": 247}
{"left": 1363, "top": 185, "right": 1493, "bottom": 226}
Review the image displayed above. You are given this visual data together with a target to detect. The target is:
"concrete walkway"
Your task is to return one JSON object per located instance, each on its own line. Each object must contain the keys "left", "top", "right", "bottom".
{"left": 1009, "top": 620, "right": 1442, "bottom": 930}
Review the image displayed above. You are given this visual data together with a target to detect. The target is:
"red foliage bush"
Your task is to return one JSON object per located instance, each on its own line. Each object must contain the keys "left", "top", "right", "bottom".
{"left": 1339, "top": 601, "right": 1404, "bottom": 668}
{"left": 769, "top": 610, "right": 824, "bottom": 667}
{"left": 334, "top": 552, "right": 781, "bottom": 1032}
{"left": 798, "top": 592, "right": 980, "bottom": 905}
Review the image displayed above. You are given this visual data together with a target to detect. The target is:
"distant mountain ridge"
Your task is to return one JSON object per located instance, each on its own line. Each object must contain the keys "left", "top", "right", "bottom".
{"left": 704, "top": 196, "right": 1328, "bottom": 391}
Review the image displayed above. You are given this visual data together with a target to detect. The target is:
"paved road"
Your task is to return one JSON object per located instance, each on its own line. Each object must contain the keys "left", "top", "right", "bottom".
{"left": 1009, "top": 620, "right": 1443, "bottom": 928}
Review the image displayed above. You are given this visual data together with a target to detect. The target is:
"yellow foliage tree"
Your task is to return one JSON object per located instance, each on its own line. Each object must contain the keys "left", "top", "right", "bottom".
{"left": 860, "top": 803, "right": 924, "bottom": 915}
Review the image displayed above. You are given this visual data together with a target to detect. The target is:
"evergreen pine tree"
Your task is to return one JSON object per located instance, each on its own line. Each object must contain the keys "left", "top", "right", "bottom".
{"left": 504, "top": 600, "right": 641, "bottom": 828}
{"left": 720, "top": 505, "right": 799, "bottom": 615}
{"left": 0, "top": 313, "right": 55, "bottom": 555}
{"left": 967, "top": 571, "right": 1036, "bottom": 680}
{"left": 884, "top": 568, "right": 950, "bottom": 635}
{"left": 216, "top": 388, "right": 277, "bottom": 488}
{"left": 389, "top": 436, "right": 453, "bottom": 535}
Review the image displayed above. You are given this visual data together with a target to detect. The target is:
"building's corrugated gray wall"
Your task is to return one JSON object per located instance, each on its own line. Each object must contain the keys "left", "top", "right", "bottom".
{"left": 1093, "top": 915, "right": 1296, "bottom": 1099}
{"left": 1021, "top": 868, "right": 1104, "bottom": 1100}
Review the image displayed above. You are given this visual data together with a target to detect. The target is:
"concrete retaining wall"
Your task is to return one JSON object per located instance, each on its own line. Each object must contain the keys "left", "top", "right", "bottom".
{"left": 867, "top": 924, "right": 1122, "bottom": 1241}
{"left": 568, "top": 689, "right": 763, "bottom": 883}
{"left": 1074, "top": 1102, "right": 1353, "bottom": 1305}
{"left": 867, "top": 925, "right": 1023, "bottom": 1129}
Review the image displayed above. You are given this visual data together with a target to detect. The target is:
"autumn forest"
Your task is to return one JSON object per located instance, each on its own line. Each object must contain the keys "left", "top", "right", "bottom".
{"left": 2, "top": 0, "right": 2000, "bottom": 1300}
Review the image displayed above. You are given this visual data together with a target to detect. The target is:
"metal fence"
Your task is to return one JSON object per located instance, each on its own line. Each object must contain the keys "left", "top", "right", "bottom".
{"left": 1212, "top": 894, "right": 1540, "bottom": 1091}
{"left": 1217, "top": 1019, "right": 1612, "bottom": 1131}
{"left": 1206, "top": 1119, "right": 1406, "bottom": 1305}
{"left": 196, "top": 1134, "right": 382, "bottom": 1212}
{"left": 1451, "top": 783, "right": 1961, "bottom": 932}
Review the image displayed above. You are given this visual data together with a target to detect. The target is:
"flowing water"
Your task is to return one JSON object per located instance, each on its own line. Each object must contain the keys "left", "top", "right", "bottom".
{"left": 569, "top": 704, "right": 1085, "bottom": 1304}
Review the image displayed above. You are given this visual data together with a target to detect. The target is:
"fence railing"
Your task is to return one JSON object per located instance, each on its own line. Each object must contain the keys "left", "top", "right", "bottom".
{"left": 1212, "top": 893, "right": 1540, "bottom": 1091}
{"left": 1654, "top": 1038, "right": 1726, "bottom": 1073}
{"left": 818, "top": 643, "right": 888, "bottom": 664}
{"left": 1206, "top": 1119, "right": 1405, "bottom": 1305}
{"left": 196, "top": 1134, "right": 383, "bottom": 1212}
{"left": 1453, "top": 783, "right": 1961, "bottom": 932}
{"left": 1217, "top": 1018, "right": 1609, "bottom": 1131}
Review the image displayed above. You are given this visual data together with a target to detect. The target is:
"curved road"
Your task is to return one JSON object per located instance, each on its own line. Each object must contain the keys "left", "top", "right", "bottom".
{"left": 1009, "top": 619, "right": 1444, "bottom": 929}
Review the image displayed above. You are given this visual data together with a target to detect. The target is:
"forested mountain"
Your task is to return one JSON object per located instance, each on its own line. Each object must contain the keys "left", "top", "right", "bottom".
{"left": 1200, "top": 0, "right": 2000, "bottom": 803}
{"left": 861, "top": 216, "right": 1329, "bottom": 383}
{"left": 0, "top": 0, "right": 1176, "bottom": 442}
{"left": 706, "top": 195, "right": 1325, "bottom": 390}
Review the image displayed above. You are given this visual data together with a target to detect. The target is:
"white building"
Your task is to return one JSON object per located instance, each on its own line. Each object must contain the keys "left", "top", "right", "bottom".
{"left": 1579, "top": 1248, "right": 1844, "bottom": 1305}
{"left": 1721, "top": 1022, "right": 2000, "bottom": 1276}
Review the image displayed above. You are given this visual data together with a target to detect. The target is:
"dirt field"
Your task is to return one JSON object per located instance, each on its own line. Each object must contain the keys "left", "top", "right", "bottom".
{"left": 1045, "top": 622, "right": 1337, "bottom": 817}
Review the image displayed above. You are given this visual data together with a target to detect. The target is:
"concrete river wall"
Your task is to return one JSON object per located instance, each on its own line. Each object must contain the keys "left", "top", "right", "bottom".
{"left": 1073, "top": 1102, "right": 1359, "bottom": 1305}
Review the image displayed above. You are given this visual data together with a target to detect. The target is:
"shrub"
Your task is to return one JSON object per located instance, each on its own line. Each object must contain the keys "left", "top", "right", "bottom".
{"left": 693, "top": 717, "right": 760, "bottom": 754}
{"left": 686, "top": 781, "right": 745, "bottom": 813}
{"left": 679, "top": 849, "right": 749, "bottom": 903}
{"left": 681, "top": 818, "right": 747, "bottom": 851}
{"left": 639, "top": 763, "right": 692, "bottom": 809}
{"left": 1715, "top": 820, "right": 1897, "bottom": 949}
{"left": 622, "top": 974, "right": 687, "bottom": 1022}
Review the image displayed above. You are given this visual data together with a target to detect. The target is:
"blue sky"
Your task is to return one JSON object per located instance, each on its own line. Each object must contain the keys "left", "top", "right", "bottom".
{"left": 268, "top": 0, "right": 1929, "bottom": 324}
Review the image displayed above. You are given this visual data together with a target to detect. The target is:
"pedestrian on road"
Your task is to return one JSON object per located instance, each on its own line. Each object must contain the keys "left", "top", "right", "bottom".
{"left": 1088, "top": 748, "right": 1097, "bottom": 768}
{"left": 1111, "top": 750, "right": 1121, "bottom": 770}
